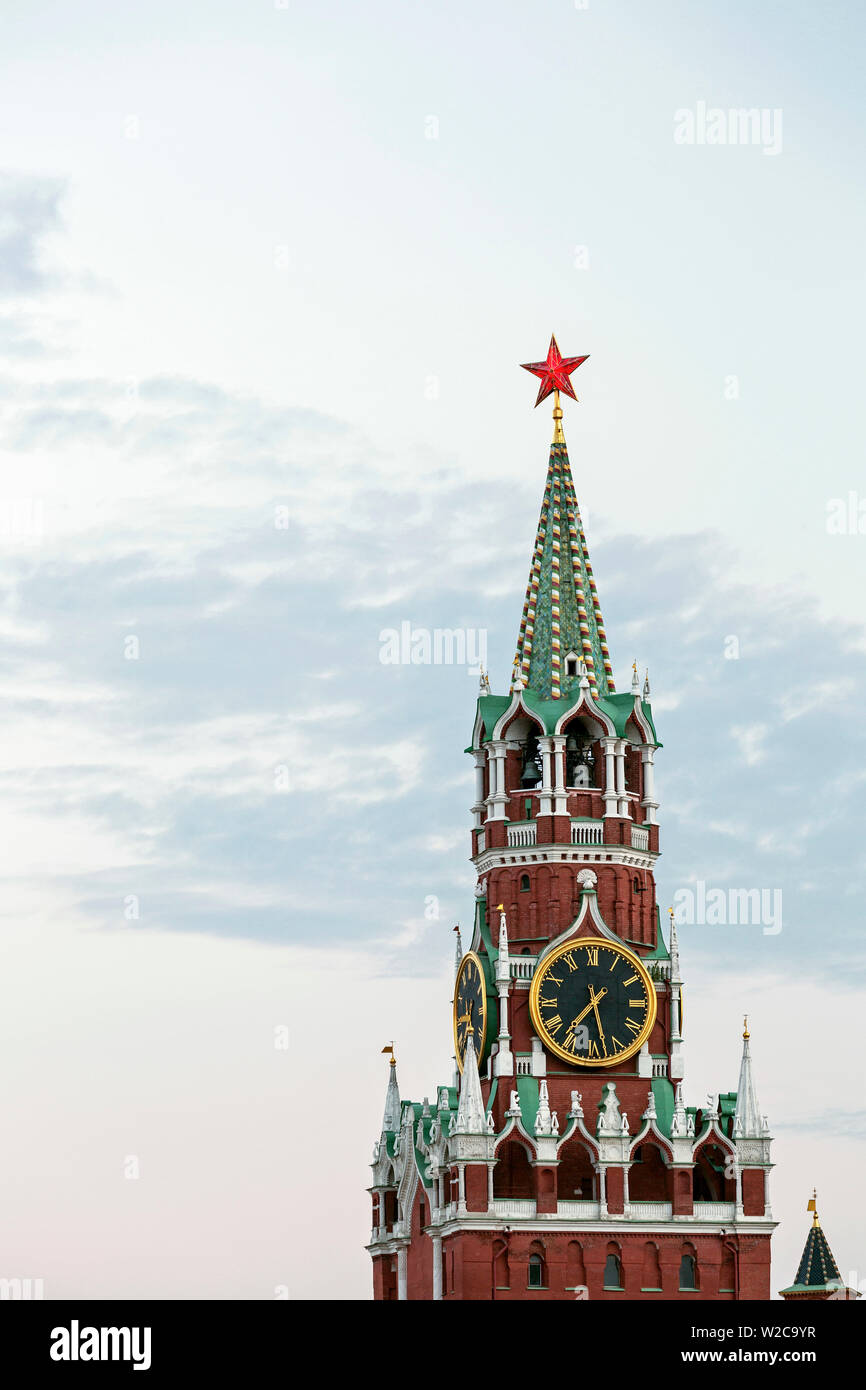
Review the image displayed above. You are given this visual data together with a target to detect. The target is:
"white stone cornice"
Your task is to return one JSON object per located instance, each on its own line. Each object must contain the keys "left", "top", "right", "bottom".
{"left": 472, "top": 844, "right": 657, "bottom": 875}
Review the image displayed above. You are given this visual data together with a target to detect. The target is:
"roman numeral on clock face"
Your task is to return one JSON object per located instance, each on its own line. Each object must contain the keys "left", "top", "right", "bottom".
{"left": 585, "top": 946, "right": 599, "bottom": 966}
{"left": 628, "top": 999, "right": 646, "bottom": 1010}
{"left": 545, "top": 1015, "right": 563, "bottom": 1036}
{"left": 625, "top": 1017, "right": 641, "bottom": 1035}
{"left": 623, "top": 973, "right": 639, "bottom": 986}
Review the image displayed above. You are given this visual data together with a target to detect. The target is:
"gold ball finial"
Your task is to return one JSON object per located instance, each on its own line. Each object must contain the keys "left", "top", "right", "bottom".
{"left": 743, "top": 1015, "right": 750, "bottom": 1040}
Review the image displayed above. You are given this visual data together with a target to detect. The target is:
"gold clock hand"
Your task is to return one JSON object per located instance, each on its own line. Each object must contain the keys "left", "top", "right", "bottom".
{"left": 567, "top": 987, "right": 608, "bottom": 1032}
{"left": 588, "top": 985, "right": 607, "bottom": 1047}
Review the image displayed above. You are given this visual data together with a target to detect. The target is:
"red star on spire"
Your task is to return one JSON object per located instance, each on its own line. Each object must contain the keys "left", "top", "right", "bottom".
{"left": 520, "top": 335, "right": 589, "bottom": 407}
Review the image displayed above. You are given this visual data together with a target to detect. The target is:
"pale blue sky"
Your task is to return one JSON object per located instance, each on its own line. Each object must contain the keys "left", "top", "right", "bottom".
{"left": 0, "top": 0, "right": 863, "bottom": 1298}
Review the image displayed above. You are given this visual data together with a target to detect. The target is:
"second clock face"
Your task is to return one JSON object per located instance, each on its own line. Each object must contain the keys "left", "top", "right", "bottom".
{"left": 453, "top": 951, "right": 487, "bottom": 1073}
{"left": 529, "top": 937, "right": 656, "bottom": 1068}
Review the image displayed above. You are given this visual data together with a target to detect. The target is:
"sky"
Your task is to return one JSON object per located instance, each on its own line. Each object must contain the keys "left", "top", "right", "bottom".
{"left": 0, "top": 0, "right": 864, "bottom": 1300}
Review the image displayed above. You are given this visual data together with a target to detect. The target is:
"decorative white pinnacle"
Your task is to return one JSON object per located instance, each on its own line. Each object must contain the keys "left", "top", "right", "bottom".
{"left": 496, "top": 907, "right": 510, "bottom": 983}
{"left": 670, "top": 1081, "right": 688, "bottom": 1138}
{"left": 643, "top": 669, "right": 651, "bottom": 699}
{"left": 631, "top": 660, "right": 640, "bottom": 695}
{"left": 479, "top": 667, "right": 491, "bottom": 694}
{"left": 668, "top": 909, "right": 681, "bottom": 984}
{"left": 733, "top": 1024, "right": 766, "bottom": 1138}
{"left": 535, "top": 1079, "right": 559, "bottom": 1136}
{"left": 381, "top": 1059, "right": 401, "bottom": 1134}
{"left": 453, "top": 1032, "right": 487, "bottom": 1135}
{"left": 453, "top": 925, "right": 463, "bottom": 981}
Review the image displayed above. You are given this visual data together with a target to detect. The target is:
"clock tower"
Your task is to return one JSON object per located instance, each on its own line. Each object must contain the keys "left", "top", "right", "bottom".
{"left": 367, "top": 339, "right": 776, "bottom": 1300}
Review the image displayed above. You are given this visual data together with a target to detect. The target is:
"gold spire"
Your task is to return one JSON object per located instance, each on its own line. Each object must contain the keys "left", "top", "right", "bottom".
{"left": 743, "top": 1014, "right": 750, "bottom": 1039}
{"left": 552, "top": 389, "right": 565, "bottom": 444}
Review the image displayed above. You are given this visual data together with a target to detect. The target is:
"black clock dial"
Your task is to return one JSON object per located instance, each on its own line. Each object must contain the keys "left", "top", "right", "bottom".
{"left": 453, "top": 951, "right": 487, "bottom": 1073}
{"left": 529, "top": 937, "right": 656, "bottom": 1068}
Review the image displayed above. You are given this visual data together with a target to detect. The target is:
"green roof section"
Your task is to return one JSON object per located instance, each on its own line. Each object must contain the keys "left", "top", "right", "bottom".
{"left": 516, "top": 1074, "right": 539, "bottom": 1134}
{"left": 644, "top": 907, "right": 670, "bottom": 961}
{"left": 471, "top": 688, "right": 659, "bottom": 746}
{"left": 651, "top": 1076, "right": 675, "bottom": 1138}
{"left": 513, "top": 439, "right": 615, "bottom": 700}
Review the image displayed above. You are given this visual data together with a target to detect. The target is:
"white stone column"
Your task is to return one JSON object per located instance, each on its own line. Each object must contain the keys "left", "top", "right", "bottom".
{"left": 641, "top": 746, "right": 659, "bottom": 825}
{"left": 487, "top": 1164, "right": 495, "bottom": 1211}
{"left": 472, "top": 749, "right": 486, "bottom": 828}
{"left": 537, "top": 736, "right": 554, "bottom": 817}
{"left": 735, "top": 1165, "right": 744, "bottom": 1218}
{"left": 432, "top": 1235, "right": 443, "bottom": 1300}
{"left": 397, "top": 1245, "right": 408, "bottom": 1301}
{"left": 457, "top": 1163, "right": 466, "bottom": 1215}
{"left": 552, "top": 735, "right": 568, "bottom": 815}
{"left": 488, "top": 740, "right": 509, "bottom": 821}
{"left": 597, "top": 1164, "right": 608, "bottom": 1218}
{"left": 763, "top": 1168, "right": 772, "bottom": 1219}
{"left": 616, "top": 739, "right": 631, "bottom": 819}
{"left": 602, "top": 737, "right": 618, "bottom": 818}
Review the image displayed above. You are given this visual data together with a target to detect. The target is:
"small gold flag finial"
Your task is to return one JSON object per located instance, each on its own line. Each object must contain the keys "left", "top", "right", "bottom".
{"left": 381, "top": 1042, "right": 396, "bottom": 1065}
{"left": 496, "top": 903, "right": 504, "bottom": 911}
{"left": 807, "top": 1189, "right": 819, "bottom": 1225}
{"left": 743, "top": 1015, "right": 750, "bottom": 1040}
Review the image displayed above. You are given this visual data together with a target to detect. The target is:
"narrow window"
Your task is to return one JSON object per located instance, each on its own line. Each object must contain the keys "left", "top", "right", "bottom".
{"left": 604, "top": 1253, "right": 623, "bottom": 1289}
{"left": 528, "top": 1253, "right": 545, "bottom": 1288}
{"left": 679, "top": 1253, "right": 698, "bottom": 1290}
{"left": 520, "top": 874, "right": 530, "bottom": 892}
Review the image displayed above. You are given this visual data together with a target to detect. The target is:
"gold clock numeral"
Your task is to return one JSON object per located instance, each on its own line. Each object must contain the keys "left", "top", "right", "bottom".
{"left": 623, "top": 973, "right": 639, "bottom": 986}
{"left": 611, "top": 1036, "right": 623, "bottom": 1051}
{"left": 628, "top": 999, "right": 646, "bottom": 1009}
{"left": 585, "top": 946, "right": 599, "bottom": 966}
{"left": 608, "top": 955, "right": 619, "bottom": 971}
{"left": 625, "top": 1017, "right": 641, "bottom": 1036}
{"left": 562, "top": 951, "right": 578, "bottom": 972}
{"left": 539, "top": 995, "right": 557, "bottom": 1008}
{"left": 588, "top": 1039, "right": 600, "bottom": 1058}
{"left": 547, "top": 973, "right": 563, "bottom": 986}
{"left": 546, "top": 1015, "right": 563, "bottom": 1037}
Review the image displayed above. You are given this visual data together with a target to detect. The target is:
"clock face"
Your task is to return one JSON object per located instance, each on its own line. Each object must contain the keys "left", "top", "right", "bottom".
{"left": 529, "top": 937, "right": 657, "bottom": 1068}
{"left": 453, "top": 951, "right": 488, "bottom": 1073}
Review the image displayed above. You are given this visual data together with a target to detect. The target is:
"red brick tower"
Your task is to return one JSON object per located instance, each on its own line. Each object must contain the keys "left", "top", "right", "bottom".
{"left": 368, "top": 341, "right": 776, "bottom": 1301}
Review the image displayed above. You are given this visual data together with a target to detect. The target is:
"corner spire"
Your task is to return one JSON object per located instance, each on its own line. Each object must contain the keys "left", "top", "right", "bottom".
{"left": 513, "top": 343, "right": 614, "bottom": 701}
{"left": 733, "top": 1020, "right": 764, "bottom": 1137}
{"left": 380, "top": 1047, "right": 401, "bottom": 1134}
{"left": 453, "top": 1031, "right": 487, "bottom": 1134}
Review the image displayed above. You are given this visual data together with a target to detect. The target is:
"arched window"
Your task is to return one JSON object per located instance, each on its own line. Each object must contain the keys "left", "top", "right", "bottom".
{"left": 603, "top": 1243, "right": 624, "bottom": 1290}
{"left": 520, "top": 874, "right": 530, "bottom": 892}
{"left": 680, "top": 1246, "right": 699, "bottom": 1290}
{"left": 527, "top": 1242, "right": 547, "bottom": 1289}
{"left": 557, "top": 1139, "right": 595, "bottom": 1200}
{"left": 493, "top": 1140, "right": 533, "bottom": 1200}
{"left": 629, "top": 1141, "right": 668, "bottom": 1202}
{"left": 565, "top": 651, "right": 580, "bottom": 678}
